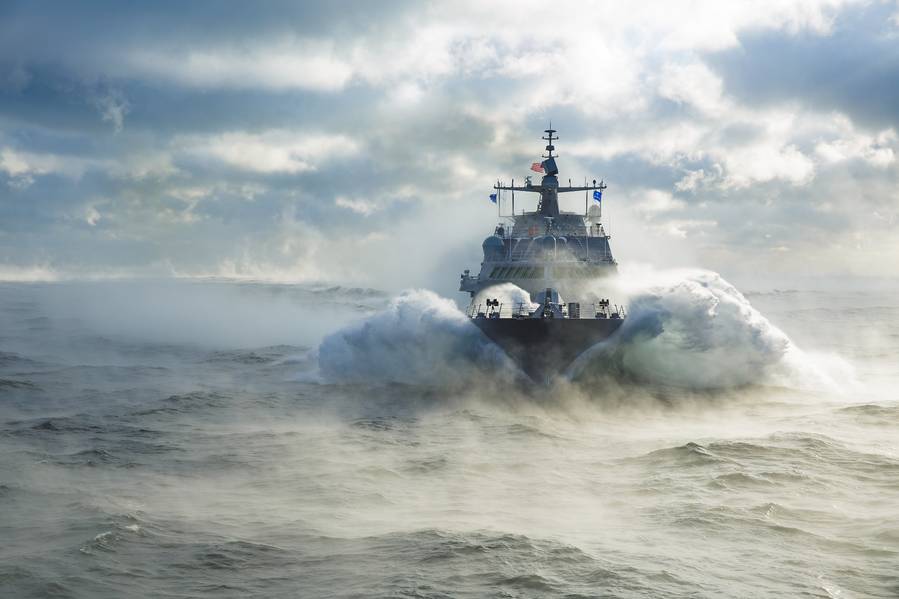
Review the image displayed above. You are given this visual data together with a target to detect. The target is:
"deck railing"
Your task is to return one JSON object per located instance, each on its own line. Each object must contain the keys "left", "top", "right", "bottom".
{"left": 466, "top": 300, "right": 626, "bottom": 320}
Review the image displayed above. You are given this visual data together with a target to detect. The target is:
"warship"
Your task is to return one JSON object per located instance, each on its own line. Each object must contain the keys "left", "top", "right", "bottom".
{"left": 460, "top": 128, "right": 626, "bottom": 380}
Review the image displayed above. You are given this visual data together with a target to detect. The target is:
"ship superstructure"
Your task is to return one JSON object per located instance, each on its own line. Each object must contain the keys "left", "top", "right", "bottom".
{"left": 460, "top": 129, "right": 617, "bottom": 301}
{"left": 459, "top": 129, "right": 626, "bottom": 380}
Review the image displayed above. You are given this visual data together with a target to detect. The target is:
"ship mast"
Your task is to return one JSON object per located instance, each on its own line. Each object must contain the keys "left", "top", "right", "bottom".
{"left": 536, "top": 127, "right": 558, "bottom": 215}
{"left": 543, "top": 127, "right": 556, "bottom": 158}
{"left": 494, "top": 128, "right": 602, "bottom": 218}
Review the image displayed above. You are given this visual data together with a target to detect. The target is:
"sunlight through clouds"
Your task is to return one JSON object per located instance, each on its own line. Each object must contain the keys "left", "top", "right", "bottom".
{"left": 0, "top": 0, "right": 896, "bottom": 285}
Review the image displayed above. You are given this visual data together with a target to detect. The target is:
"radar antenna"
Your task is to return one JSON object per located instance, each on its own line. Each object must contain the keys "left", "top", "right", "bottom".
{"left": 542, "top": 125, "right": 557, "bottom": 158}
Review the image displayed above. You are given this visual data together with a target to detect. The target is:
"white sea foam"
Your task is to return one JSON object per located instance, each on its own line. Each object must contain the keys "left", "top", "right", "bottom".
{"left": 571, "top": 267, "right": 853, "bottom": 391}
{"left": 317, "top": 289, "right": 515, "bottom": 385}
{"left": 472, "top": 282, "right": 539, "bottom": 315}
{"left": 318, "top": 269, "right": 852, "bottom": 392}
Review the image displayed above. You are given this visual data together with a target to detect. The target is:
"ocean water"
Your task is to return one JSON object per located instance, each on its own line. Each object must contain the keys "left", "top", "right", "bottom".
{"left": 0, "top": 275, "right": 897, "bottom": 598}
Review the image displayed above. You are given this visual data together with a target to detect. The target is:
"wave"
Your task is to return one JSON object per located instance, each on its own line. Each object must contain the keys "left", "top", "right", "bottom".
{"left": 203, "top": 345, "right": 306, "bottom": 366}
{"left": 316, "top": 269, "right": 849, "bottom": 392}
{"left": 133, "top": 391, "right": 232, "bottom": 416}
{"left": 317, "top": 289, "right": 516, "bottom": 386}
{"left": 0, "top": 350, "right": 42, "bottom": 368}
{"left": 0, "top": 378, "right": 40, "bottom": 390}
{"left": 570, "top": 268, "right": 849, "bottom": 391}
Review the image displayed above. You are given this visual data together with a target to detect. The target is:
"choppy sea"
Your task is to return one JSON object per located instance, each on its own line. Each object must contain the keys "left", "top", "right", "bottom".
{"left": 1, "top": 273, "right": 897, "bottom": 598}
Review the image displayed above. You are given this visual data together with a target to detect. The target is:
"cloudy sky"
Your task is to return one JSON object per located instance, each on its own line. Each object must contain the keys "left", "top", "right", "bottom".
{"left": 1, "top": 0, "right": 898, "bottom": 292}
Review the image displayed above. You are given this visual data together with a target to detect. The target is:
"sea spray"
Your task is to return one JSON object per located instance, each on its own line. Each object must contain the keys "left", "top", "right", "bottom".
{"left": 471, "top": 283, "right": 539, "bottom": 315}
{"left": 318, "top": 270, "right": 849, "bottom": 392}
{"left": 571, "top": 267, "right": 850, "bottom": 390}
{"left": 317, "top": 289, "right": 516, "bottom": 385}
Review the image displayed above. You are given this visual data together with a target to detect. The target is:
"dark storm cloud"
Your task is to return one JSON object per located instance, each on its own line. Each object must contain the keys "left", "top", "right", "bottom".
{"left": 0, "top": 0, "right": 416, "bottom": 57}
{"left": 708, "top": 2, "right": 899, "bottom": 130}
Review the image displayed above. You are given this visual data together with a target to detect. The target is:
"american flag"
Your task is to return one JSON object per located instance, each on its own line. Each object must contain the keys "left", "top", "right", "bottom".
{"left": 530, "top": 162, "right": 544, "bottom": 173}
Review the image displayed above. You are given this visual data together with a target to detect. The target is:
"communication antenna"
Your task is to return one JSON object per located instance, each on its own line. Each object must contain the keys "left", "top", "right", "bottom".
{"left": 542, "top": 125, "right": 557, "bottom": 158}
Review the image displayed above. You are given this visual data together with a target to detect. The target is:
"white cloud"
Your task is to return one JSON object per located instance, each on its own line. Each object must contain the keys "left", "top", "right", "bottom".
{"left": 176, "top": 130, "right": 360, "bottom": 174}
{"left": 568, "top": 104, "right": 893, "bottom": 191}
{"left": 721, "top": 142, "right": 815, "bottom": 189}
{"left": 85, "top": 205, "right": 101, "bottom": 226}
{"left": 385, "top": 81, "right": 425, "bottom": 106}
{"left": 675, "top": 169, "right": 708, "bottom": 192}
{"left": 660, "top": 219, "right": 718, "bottom": 239}
{"left": 127, "top": 40, "right": 354, "bottom": 91}
{"left": 335, "top": 196, "right": 377, "bottom": 216}
{"left": 1, "top": 147, "right": 106, "bottom": 187}
{"left": 635, "top": 189, "right": 687, "bottom": 215}
{"left": 109, "top": 0, "right": 859, "bottom": 103}
{"left": 114, "top": 151, "right": 179, "bottom": 180}
{"left": 0, "top": 147, "right": 34, "bottom": 177}
{"left": 658, "top": 62, "right": 726, "bottom": 116}
{"left": 814, "top": 122, "right": 897, "bottom": 168}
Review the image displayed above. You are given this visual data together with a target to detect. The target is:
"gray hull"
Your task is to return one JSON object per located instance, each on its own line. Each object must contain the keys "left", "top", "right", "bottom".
{"left": 473, "top": 318, "right": 624, "bottom": 381}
